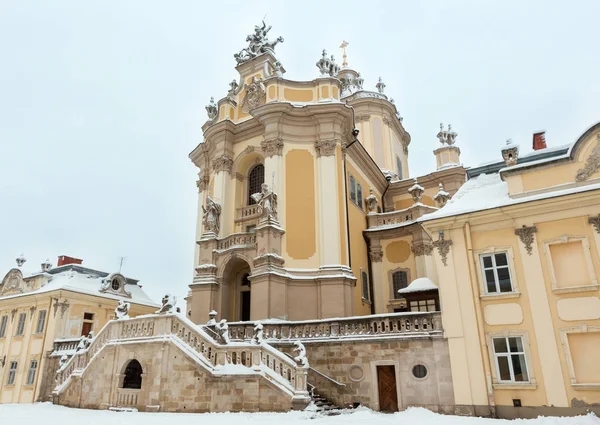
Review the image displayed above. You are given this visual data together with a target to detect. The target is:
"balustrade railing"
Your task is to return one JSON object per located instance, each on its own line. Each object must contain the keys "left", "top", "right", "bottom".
{"left": 235, "top": 205, "right": 260, "bottom": 222}
{"left": 216, "top": 232, "right": 256, "bottom": 251}
{"left": 116, "top": 389, "right": 140, "bottom": 406}
{"left": 366, "top": 204, "right": 437, "bottom": 229}
{"left": 51, "top": 338, "right": 80, "bottom": 356}
{"left": 53, "top": 314, "right": 308, "bottom": 402}
{"left": 228, "top": 312, "right": 442, "bottom": 343}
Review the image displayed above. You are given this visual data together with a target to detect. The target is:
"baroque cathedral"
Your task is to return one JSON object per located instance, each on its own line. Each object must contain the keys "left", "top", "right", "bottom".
{"left": 2, "top": 22, "right": 600, "bottom": 418}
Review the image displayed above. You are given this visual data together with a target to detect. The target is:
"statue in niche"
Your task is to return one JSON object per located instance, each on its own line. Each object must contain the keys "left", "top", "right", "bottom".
{"left": 251, "top": 183, "right": 278, "bottom": 223}
{"left": 202, "top": 196, "right": 221, "bottom": 234}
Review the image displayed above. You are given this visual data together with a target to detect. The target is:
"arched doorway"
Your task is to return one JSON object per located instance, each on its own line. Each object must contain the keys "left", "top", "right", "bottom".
{"left": 220, "top": 257, "right": 252, "bottom": 322}
{"left": 122, "top": 359, "right": 143, "bottom": 389}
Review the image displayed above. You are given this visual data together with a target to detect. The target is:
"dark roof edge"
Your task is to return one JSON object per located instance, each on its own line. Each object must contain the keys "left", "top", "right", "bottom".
{"left": 467, "top": 147, "right": 570, "bottom": 179}
{"left": 46, "top": 264, "right": 139, "bottom": 285}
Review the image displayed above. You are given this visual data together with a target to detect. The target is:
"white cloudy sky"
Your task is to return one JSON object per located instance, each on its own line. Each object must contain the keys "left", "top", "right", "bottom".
{"left": 0, "top": 1, "right": 598, "bottom": 306}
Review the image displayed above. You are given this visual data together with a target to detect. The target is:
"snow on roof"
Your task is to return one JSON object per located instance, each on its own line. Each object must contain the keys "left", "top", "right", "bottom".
{"left": 420, "top": 172, "right": 600, "bottom": 222}
{"left": 398, "top": 278, "right": 438, "bottom": 294}
{"left": 0, "top": 266, "right": 158, "bottom": 307}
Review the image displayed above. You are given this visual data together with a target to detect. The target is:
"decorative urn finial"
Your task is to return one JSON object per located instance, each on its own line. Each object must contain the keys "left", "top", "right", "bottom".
{"left": 228, "top": 80, "right": 239, "bottom": 98}
{"left": 16, "top": 254, "right": 26, "bottom": 268}
{"left": 376, "top": 77, "right": 386, "bottom": 94}
{"left": 433, "top": 183, "right": 451, "bottom": 207}
{"left": 365, "top": 189, "right": 379, "bottom": 214}
{"left": 446, "top": 124, "right": 458, "bottom": 145}
{"left": 437, "top": 123, "right": 448, "bottom": 144}
{"left": 408, "top": 178, "right": 425, "bottom": 203}
{"left": 316, "top": 49, "right": 331, "bottom": 76}
{"left": 501, "top": 139, "right": 519, "bottom": 166}
{"left": 41, "top": 258, "right": 52, "bottom": 272}
{"left": 205, "top": 97, "right": 217, "bottom": 120}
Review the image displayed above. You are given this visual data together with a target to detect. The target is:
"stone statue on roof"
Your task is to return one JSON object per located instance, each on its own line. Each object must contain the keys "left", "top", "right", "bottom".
{"left": 234, "top": 20, "right": 284, "bottom": 65}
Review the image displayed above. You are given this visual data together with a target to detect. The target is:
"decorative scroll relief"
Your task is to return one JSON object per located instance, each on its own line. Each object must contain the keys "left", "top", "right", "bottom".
{"left": 575, "top": 135, "right": 600, "bottom": 182}
{"left": 261, "top": 138, "right": 283, "bottom": 157}
{"left": 433, "top": 236, "right": 453, "bottom": 266}
{"left": 355, "top": 114, "right": 371, "bottom": 123}
{"left": 515, "top": 225, "right": 537, "bottom": 256}
{"left": 213, "top": 155, "right": 234, "bottom": 174}
{"left": 315, "top": 140, "right": 338, "bottom": 157}
{"left": 369, "top": 249, "right": 383, "bottom": 263}
{"left": 241, "top": 77, "right": 266, "bottom": 113}
{"left": 411, "top": 242, "right": 433, "bottom": 257}
{"left": 589, "top": 215, "right": 600, "bottom": 234}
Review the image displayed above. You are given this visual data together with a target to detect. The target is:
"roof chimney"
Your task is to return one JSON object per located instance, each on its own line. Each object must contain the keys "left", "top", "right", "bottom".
{"left": 533, "top": 131, "right": 547, "bottom": 151}
{"left": 57, "top": 255, "right": 83, "bottom": 267}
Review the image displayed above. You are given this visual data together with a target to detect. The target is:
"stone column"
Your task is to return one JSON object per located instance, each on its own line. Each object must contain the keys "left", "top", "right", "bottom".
{"left": 369, "top": 246, "right": 385, "bottom": 313}
{"left": 514, "top": 224, "right": 568, "bottom": 407}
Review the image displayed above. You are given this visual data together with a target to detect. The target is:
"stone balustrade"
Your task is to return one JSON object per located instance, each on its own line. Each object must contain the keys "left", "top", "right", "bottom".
{"left": 116, "top": 388, "right": 140, "bottom": 407}
{"left": 227, "top": 312, "right": 442, "bottom": 343}
{"left": 53, "top": 314, "right": 308, "bottom": 402}
{"left": 215, "top": 232, "right": 256, "bottom": 251}
{"left": 235, "top": 204, "right": 260, "bottom": 222}
{"left": 366, "top": 204, "right": 437, "bottom": 229}
{"left": 51, "top": 338, "right": 80, "bottom": 357}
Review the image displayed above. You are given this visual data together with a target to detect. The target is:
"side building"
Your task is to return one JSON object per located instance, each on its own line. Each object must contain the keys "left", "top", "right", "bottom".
{"left": 0, "top": 255, "right": 158, "bottom": 403}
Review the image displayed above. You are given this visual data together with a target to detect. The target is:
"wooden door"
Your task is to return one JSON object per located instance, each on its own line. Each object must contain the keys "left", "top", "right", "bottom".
{"left": 377, "top": 365, "right": 399, "bottom": 412}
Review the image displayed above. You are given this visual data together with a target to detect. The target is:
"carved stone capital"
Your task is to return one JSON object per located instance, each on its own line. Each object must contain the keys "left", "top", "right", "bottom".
{"left": 355, "top": 113, "right": 371, "bottom": 123}
{"left": 515, "top": 225, "right": 537, "bottom": 256}
{"left": 196, "top": 173, "right": 210, "bottom": 192}
{"left": 589, "top": 215, "right": 600, "bottom": 234}
{"left": 261, "top": 138, "right": 283, "bottom": 158}
{"left": 213, "top": 155, "right": 234, "bottom": 174}
{"left": 382, "top": 115, "right": 392, "bottom": 126}
{"left": 433, "top": 237, "right": 453, "bottom": 266}
{"left": 411, "top": 242, "right": 433, "bottom": 257}
{"left": 369, "top": 249, "right": 383, "bottom": 263}
{"left": 315, "top": 140, "right": 338, "bottom": 157}
{"left": 576, "top": 134, "right": 600, "bottom": 182}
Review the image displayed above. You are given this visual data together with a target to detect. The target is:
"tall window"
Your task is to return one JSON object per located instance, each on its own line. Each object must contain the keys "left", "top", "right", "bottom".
{"left": 16, "top": 313, "right": 26, "bottom": 336}
{"left": 392, "top": 271, "right": 408, "bottom": 299}
{"left": 480, "top": 253, "right": 513, "bottom": 293}
{"left": 122, "top": 359, "right": 143, "bottom": 389}
{"left": 492, "top": 336, "right": 529, "bottom": 383}
{"left": 356, "top": 183, "right": 363, "bottom": 210}
{"left": 26, "top": 360, "right": 38, "bottom": 385}
{"left": 361, "top": 270, "right": 370, "bottom": 301}
{"left": 7, "top": 361, "right": 17, "bottom": 385}
{"left": 396, "top": 156, "right": 403, "bottom": 178}
{"left": 247, "top": 164, "right": 264, "bottom": 205}
{"left": 349, "top": 175, "right": 356, "bottom": 203}
{"left": 81, "top": 313, "right": 94, "bottom": 336}
{"left": 0, "top": 315, "right": 7, "bottom": 338}
{"left": 35, "top": 310, "right": 47, "bottom": 334}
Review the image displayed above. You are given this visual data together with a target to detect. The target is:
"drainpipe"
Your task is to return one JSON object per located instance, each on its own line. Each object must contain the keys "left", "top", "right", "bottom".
{"left": 342, "top": 129, "right": 360, "bottom": 270}
{"left": 34, "top": 296, "right": 53, "bottom": 402}
{"left": 464, "top": 221, "right": 496, "bottom": 418}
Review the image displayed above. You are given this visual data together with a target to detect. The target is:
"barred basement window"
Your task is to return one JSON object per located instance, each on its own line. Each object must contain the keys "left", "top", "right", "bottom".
{"left": 35, "top": 310, "right": 47, "bottom": 334}
{"left": 361, "top": 270, "right": 370, "bottom": 301}
{"left": 7, "top": 361, "right": 17, "bottom": 385}
{"left": 247, "top": 164, "right": 264, "bottom": 205}
{"left": 492, "top": 336, "right": 529, "bottom": 383}
{"left": 480, "top": 252, "right": 513, "bottom": 293}
{"left": 392, "top": 271, "right": 408, "bottom": 299}
{"left": 16, "top": 313, "right": 26, "bottom": 336}
{"left": 26, "top": 360, "right": 38, "bottom": 385}
{"left": 0, "top": 315, "right": 7, "bottom": 338}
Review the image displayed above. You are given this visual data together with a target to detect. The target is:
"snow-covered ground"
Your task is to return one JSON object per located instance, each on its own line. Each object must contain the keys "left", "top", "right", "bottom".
{"left": 0, "top": 403, "right": 598, "bottom": 425}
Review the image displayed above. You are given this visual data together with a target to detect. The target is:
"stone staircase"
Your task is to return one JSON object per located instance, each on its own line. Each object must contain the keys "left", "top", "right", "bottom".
{"left": 310, "top": 387, "right": 341, "bottom": 414}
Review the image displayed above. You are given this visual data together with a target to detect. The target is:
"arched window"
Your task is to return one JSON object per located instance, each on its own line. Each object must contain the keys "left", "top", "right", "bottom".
{"left": 122, "top": 359, "right": 143, "bottom": 389}
{"left": 247, "top": 164, "right": 264, "bottom": 205}
{"left": 361, "top": 270, "right": 370, "bottom": 301}
{"left": 392, "top": 271, "right": 408, "bottom": 299}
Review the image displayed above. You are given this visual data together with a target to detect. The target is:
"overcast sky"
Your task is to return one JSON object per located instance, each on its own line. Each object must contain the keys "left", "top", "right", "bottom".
{"left": 0, "top": 1, "right": 598, "bottom": 307}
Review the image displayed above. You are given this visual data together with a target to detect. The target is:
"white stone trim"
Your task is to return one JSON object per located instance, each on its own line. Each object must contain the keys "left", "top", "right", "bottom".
{"left": 542, "top": 235, "right": 598, "bottom": 293}
{"left": 559, "top": 324, "right": 600, "bottom": 389}
{"left": 485, "top": 329, "right": 537, "bottom": 389}
{"left": 473, "top": 246, "right": 520, "bottom": 296}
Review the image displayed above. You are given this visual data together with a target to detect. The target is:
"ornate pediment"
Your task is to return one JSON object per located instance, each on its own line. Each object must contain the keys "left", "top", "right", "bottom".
{"left": 0, "top": 269, "right": 29, "bottom": 296}
{"left": 99, "top": 273, "right": 131, "bottom": 298}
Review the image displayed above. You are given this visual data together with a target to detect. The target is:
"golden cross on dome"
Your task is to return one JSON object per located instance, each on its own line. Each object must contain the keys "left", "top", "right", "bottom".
{"left": 340, "top": 40, "right": 349, "bottom": 67}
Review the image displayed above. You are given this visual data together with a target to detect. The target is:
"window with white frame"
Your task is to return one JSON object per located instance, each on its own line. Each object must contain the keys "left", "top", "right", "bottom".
{"left": 35, "top": 310, "right": 47, "bottom": 334}
{"left": 480, "top": 252, "right": 513, "bottom": 293}
{"left": 7, "top": 361, "right": 17, "bottom": 385}
{"left": 16, "top": 312, "right": 26, "bottom": 336}
{"left": 26, "top": 360, "right": 38, "bottom": 385}
{"left": 0, "top": 315, "right": 7, "bottom": 338}
{"left": 492, "top": 336, "right": 529, "bottom": 383}
{"left": 361, "top": 270, "right": 370, "bottom": 301}
{"left": 392, "top": 271, "right": 408, "bottom": 299}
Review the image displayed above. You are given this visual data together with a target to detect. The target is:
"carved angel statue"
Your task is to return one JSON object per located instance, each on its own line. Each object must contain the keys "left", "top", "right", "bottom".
{"left": 215, "top": 319, "right": 230, "bottom": 345}
{"left": 251, "top": 183, "right": 278, "bottom": 223}
{"left": 252, "top": 322, "right": 264, "bottom": 344}
{"left": 156, "top": 294, "right": 176, "bottom": 314}
{"left": 293, "top": 340, "right": 309, "bottom": 367}
{"left": 202, "top": 196, "right": 221, "bottom": 234}
{"left": 234, "top": 20, "right": 284, "bottom": 64}
{"left": 76, "top": 331, "right": 94, "bottom": 352}
{"left": 114, "top": 300, "right": 130, "bottom": 320}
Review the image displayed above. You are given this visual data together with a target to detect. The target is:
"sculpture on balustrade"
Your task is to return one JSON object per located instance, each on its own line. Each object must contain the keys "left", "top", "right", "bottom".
{"left": 207, "top": 310, "right": 218, "bottom": 326}
{"left": 114, "top": 300, "right": 130, "bottom": 320}
{"left": 252, "top": 322, "right": 264, "bottom": 344}
{"left": 251, "top": 183, "right": 278, "bottom": 224}
{"left": 293, "top": 340, "right": 309, "bottom": 367}
{"left": 365, "top": 189, "right": 379, "bottom": 214}
{"left": 59, "top": 354, "right": 68, "bottom": 369}
{"left": 156, "top": 294, "right": 176, "bottom": 314}
{"left": 215, "top": 319, "right": 230, "bottom": 345}
{"left": 76, "top": 331, "right": 94, "bottom": 352}
{"left": 202, "top": 196, "right": 221, "bottom": 235}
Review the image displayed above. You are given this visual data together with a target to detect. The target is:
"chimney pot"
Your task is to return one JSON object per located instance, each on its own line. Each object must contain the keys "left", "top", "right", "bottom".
{"left": 57, "top": 255, "right": 83, "bottom": 267}
{"left": 533, "top": 131, "right": 547, "bottom": 151}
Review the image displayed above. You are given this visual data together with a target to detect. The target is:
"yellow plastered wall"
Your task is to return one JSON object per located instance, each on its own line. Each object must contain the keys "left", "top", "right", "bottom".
{"left": 381, "top": 237, "right": 417, "bottom": 311}
{"left": 346, "top": 161, "right": 381, "bottom": 316}
{"left": 393, "top": 188, "right": 437, "bottom": 211}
